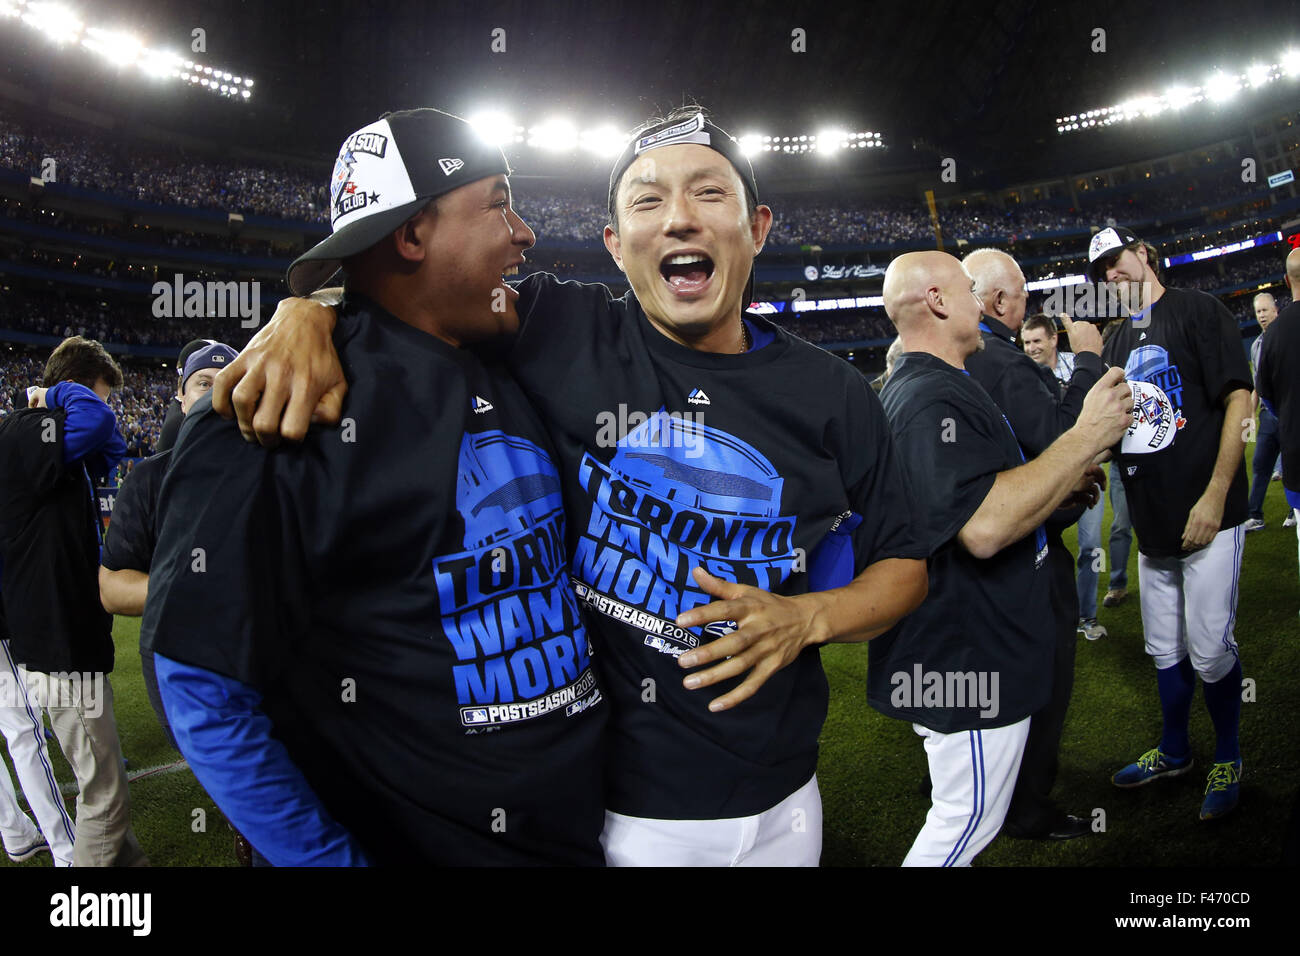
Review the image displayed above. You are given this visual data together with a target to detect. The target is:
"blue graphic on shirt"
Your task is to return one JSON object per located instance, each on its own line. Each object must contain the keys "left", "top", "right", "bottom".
{"left": 572, "top": 412, "right": 800, "bottom": 654}
{"left": 432, "top": 430, "right": 598, "bottom": 726}
{"left": 1125, "top": 345, "right": 1185, "bottom": 411}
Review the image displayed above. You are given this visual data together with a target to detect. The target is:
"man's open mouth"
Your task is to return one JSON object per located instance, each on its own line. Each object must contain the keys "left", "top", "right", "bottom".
{"left": 660, "top": 252, "right": 714, "bottom": 295}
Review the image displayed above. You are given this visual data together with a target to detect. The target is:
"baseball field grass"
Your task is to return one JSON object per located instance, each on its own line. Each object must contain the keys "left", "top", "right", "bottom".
{"left": 4, "top": 454, "right": 1298, "bottom": 867}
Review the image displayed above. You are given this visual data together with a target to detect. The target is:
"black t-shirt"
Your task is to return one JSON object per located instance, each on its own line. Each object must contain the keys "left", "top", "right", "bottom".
{"left": 141, "top": 294, "right": 607, "bottom": 866}
{"left": 101, "top": 449, "right": 171, "bottom": 573}
{"left": 966, "top": 315, "right": 1105, "bottom": 459}
{"left": 510, "top": 272, "right": 926, "bottom": 819}
{"left": 0, "top": 408, "right": 114, "bottom": 673}
{"left": 871, "top": 352, "right": 1053, "bottom": 733}
{"left": 155, "top": 398, "right": 184, "bottom": 454}
{"left": 1101, "top": 287, "right": 1252, "bottom": 558}
{"left": 1258, "top": 301, "right": 1300, "bottom": 485}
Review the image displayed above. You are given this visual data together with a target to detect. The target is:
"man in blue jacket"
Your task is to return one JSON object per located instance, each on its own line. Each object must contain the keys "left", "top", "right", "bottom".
{"left": 0, "top": 335, "right": 147, "bottom": 866}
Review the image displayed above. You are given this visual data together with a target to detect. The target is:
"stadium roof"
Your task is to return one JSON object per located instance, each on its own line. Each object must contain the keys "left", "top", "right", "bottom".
{"left": 1, "top": 0, "right": 1296, "bottom": 181}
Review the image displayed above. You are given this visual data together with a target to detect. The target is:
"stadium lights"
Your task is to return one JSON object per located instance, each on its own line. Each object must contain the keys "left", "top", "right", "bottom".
{"left": 0, "top": 0, "right": 254, "bottom": 100}
{"left": 468, "top": 111, "right": 521, "bottom": 147}
{"left": 1056, "top": 52, "right": 1298, "bottom": 134}
{"left": 816, "top": 129, "right": 848, "bottom": 154}
{"left": 1204, "top": 71, "right": 1238, "bottom": 103}
{"left": 527, "top": 117, "right": 578, "bottom": 152}
{"left": 460, "top": 107, "right": 885, "bottom": 158}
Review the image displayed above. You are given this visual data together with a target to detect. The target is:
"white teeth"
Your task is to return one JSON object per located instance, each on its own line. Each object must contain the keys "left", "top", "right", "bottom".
{"left": 665, "top": 254, "right": 709, "bottom": 266}
{"left": 503, "top": 266, "right": 519, "bottom": 277}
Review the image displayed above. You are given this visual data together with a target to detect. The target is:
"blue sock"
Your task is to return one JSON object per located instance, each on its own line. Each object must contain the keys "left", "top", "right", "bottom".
{"left": 1155, "top": 657, "right": 1195, "bottom": 760}
{"left": 1202, "top": 660, "right": 1243, "bottom": 765}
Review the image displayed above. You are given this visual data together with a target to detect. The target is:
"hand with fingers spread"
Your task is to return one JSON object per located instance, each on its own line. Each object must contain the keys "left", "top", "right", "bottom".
{"left": 673, "top": 567, "right": 829, "bottom": 713}
{"left": 212, "top": 293, "right": 346, "bottom": 447}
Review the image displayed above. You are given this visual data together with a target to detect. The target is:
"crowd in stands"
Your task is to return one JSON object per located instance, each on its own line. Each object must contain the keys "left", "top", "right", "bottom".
{"left": 1, "top": 112, "right": 328, "bottom": 222}
{"left": 1, "top": 198, "right": 290, "bottom": 259}
{"left": 1, "top": 110, "right": 1280, "bottom": 247}
{"left": 0, "top": 290, "right": 257, "bottom": 349}
{"left": 769, "top": 310, "right": 896, "bottom": 344}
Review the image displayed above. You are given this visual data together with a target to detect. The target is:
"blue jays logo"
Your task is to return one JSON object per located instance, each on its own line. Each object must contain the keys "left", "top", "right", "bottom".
{"left": 1124, "top": 344, "right": 1185, "bottom": 416}
{"left": 331, "top": 148, "right": 358, "bottom": 218}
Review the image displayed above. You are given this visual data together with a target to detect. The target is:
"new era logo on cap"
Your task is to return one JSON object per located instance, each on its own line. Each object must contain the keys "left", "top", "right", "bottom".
{"left": 439, "top": 157, "right": 465, "bottom": 176}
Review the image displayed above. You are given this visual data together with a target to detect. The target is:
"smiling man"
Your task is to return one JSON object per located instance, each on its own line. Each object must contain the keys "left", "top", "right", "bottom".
{"left": 140, "top": 109, "right": 608, "bottom": 866}
{"left": 1088, "top": 224, "right": 1252, "bottom": 821}
{"left": 214, "top": 107, "right": 930, "bottom": 866}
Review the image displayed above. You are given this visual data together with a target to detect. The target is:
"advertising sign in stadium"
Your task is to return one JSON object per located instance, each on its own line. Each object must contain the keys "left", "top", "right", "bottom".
{"left": 1268, "top": 170, "right": 1295, "bottom": 188}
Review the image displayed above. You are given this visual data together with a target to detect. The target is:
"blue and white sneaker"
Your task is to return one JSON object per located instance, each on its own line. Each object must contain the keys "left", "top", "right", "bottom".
{"left": 1199, "top": 760, "right": 1242, "bottom": 820}
{"left": 6, "top": 837, "right": 50, "bottom": 863}
{"left": 1112, "top": 747, "right": 1193, "bottom": 788}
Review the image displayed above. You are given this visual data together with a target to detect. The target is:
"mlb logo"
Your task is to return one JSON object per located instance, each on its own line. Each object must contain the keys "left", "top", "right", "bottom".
{"left": 463, "top": 708, "right": 488, "bottom": 725}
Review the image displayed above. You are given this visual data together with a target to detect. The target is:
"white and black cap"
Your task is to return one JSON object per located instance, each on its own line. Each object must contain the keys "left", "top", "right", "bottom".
{"left": 1122, "top": 380, "right": 1177, "bottom": 455}
{"left": 1087, "top": 224, "right": 1142, "bottom": 282}
{"left": 287, "top": 108, "right": 510, "bottom": 296}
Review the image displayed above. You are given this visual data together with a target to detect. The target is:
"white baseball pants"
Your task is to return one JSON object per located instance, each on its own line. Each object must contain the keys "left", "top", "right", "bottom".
{"left": 600, "top": 775, "right": 822, "bottom": 866}
{"left": 0, "top": 640, "right": 75, "bottom": 866}
{"left": 1136, "top": 524, "right": 1243, "bottom": 681}
{"left": 903, "top": 717, "right": 1031, "bottom": 867}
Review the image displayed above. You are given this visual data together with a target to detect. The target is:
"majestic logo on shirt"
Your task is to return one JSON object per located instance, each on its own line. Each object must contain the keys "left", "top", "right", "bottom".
{"left": 471, "top": 395, "right": 494, "bottom": 414}
{"left": 431, "top": 430, "right": 599, "bottom": 727}
{"left": 687, "top": 388, "right": 710, "bottom": 406}
{"left": 1124, "top": 345, "right": 1186, "bottom": 424}
{"left": 572, "top": 416, "right": 800, "bottom": 656}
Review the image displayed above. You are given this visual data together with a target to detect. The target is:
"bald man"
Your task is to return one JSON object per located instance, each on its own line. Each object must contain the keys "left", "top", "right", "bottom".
{"left": 1245, "top": 292, "right": 1285, "bottom": 531}
{"left": 1257, "top": 249, "right": 1300, "bottom": 573}
{"left": 871, "top": 251, "right": 1132, "bottom": 866}
{"left": 961, "top": 248, "right": 1106, "bottom": 842}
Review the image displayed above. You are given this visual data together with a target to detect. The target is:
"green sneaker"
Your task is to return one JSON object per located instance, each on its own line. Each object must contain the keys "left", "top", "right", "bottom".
{"left": 1199, "top": 760, "right": 1242, "bottom": 820}
{"left": 1112, "top": 747, "right": 1193, "bottom": 788}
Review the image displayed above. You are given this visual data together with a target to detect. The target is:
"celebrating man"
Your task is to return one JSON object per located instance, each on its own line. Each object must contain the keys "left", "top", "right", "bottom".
{"left": 212, "top": 107, "right": 930, "bottom": 866}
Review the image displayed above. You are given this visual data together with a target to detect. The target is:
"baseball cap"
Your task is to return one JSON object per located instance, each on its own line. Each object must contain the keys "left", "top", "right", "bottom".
{"left": 176, "top": 338, "right": 217, "bottom": 374}
{"left": 1088, "top": 225, "right": 1141, "bottom": 282}
{"left": 1122, "top": 380, "right": 1177, "bottom": 455}
{"left": 607, "top": 111, "right": 762, "bottom": 309}
{"left": 287, "top": 108, "right": 511, "bottom": 297}
{"left": 181, "top": 343, "right": 239, "bottom": 392}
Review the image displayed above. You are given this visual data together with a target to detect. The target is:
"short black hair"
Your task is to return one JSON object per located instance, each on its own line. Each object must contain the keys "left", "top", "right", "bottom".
{"left": 607, "top": 104, "right": 758, "bottom": 234}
